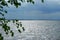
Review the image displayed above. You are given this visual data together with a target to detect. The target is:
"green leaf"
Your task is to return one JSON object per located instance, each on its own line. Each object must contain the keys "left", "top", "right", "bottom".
{"left": 0, "top": 33, "right": 3, "bottom": 40}
{"left": 29, "top": 0, "right": 33, "bottom": 2}
{"left": 0, "top": 34, "right": 2, "bottom": 36}
{"left": 8, "top": 27, "right": 10, "bottom": 30}
{"left": 0, "top": 18, "right": 5, "bottom": 20}
{"left": 1, "top": 36, "right": 3, "bottom": 40}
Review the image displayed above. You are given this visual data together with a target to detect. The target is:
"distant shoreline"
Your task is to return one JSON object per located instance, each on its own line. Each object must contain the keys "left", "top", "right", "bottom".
{"left": 5, "top": 19, "right": 60, "bottom": 21}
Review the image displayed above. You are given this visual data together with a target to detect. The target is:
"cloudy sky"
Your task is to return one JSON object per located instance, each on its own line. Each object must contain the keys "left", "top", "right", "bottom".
{"left": 4, "top": 0, "right": 60, "bottom": 20}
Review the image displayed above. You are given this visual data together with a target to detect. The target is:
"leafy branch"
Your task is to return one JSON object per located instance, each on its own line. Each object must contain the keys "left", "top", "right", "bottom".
{"left": 0, "top": 0, "right": 44, "bottom": 40}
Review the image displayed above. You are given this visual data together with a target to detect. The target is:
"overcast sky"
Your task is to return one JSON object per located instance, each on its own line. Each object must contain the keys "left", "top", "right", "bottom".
{"left": 4, "top": 0, "right": 60, "bottom": 20}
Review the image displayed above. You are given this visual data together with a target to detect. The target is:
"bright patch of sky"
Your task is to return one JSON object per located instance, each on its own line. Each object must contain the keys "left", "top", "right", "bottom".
{"left": 4, "top": 0, "right": 60, "bottom": 20}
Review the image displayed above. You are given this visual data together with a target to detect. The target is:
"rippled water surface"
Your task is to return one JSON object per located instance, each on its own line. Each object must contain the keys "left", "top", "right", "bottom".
{"left": 0, "top": 20, "right": 60, "bottom": 40}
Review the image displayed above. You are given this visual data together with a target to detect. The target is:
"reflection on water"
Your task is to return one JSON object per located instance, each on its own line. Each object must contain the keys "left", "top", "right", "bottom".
{"left": 0, "top": 20, "right": 60, "bottom": 40}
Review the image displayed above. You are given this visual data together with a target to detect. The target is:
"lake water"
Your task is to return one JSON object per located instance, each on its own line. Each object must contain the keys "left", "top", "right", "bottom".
{"left": 0, "top": 20, "right": 60, "bottom": 40}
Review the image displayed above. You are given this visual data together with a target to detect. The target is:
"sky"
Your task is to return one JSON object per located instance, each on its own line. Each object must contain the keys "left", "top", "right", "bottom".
{"left": 4, "top": 0, "right": 60, "bottom": 20}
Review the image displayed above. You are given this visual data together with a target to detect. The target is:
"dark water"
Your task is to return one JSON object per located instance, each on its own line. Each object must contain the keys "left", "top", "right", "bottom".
{"left": 0, "top": 20, "right": 60, "bottom": 40}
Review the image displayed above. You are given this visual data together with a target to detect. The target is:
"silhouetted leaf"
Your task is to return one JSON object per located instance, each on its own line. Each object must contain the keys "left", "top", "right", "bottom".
{"left": 0, "top": 12, "right": 4, "bottom": 16}
{"left": 20, "top": 22, "right": 22, "bottom": 27}
{"left": 8, "top": 27, "right": 10, "bottom": 30}
{"left": 10, "top": 30, "right": 14, "bottom": 37}
{"left": 6, "top": 32, "right": 8, "bottom": 35}
{"left": 8, "top": 0, "right": 10, "bottom": 3}
{"left": 41, "top": 0, "right": 44, "bottom": 3}
{"left": 18, "top": 3, "right": 21, "bottom": 6}
{"left": 22, "top": 27, "right": 25, "bottom": 31}
{"left": 32, "top": 1, "right": 34, "bottom": 4}
{"left": 13, "top": 20, "right": 15, "bottom": 23}
{"left": 8, "top": 20, "right": 10, "bottom": 22}
{"left": 11, "top": 32, "right": 14, "bottom": 37}
{"left": 20, "top": 23, "right": 22, "bottom": 27}
{"left": 20, "top": 0, "right": 23, "bottom": 2}
{"left": 16, "top": 23, "right": 19, "bottom": 26}
{"left": 17, "top": 26, "right": 19, "bottom": 28}
{"left": 0, "top": 24, "right": 2, "bottom": 26}
{"left": 16, "top": 20, "right": 18, "bottom": 22}
{"left": 18, "top": 29, "right": 21, "bottom": 33}
{"left": 5, "top": 10, "right": 7, "bottom": 13}
{"left": 0, "top": 6, "right": 3, "bottom": 8}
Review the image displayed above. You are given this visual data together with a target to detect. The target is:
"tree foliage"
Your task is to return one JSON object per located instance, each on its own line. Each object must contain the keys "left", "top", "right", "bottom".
{"left": 0, "top": 0, "right": 44, "bottom": 40}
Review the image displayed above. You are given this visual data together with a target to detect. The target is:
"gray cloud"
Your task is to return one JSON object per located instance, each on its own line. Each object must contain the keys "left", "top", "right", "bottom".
{"left": 4, "top": 0, "right": 60, "bottom": 20}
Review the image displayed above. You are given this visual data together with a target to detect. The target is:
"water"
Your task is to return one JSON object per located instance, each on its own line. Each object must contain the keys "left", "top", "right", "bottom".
{"left": 0, "top": 20, "right": 60, "bottom": 40}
